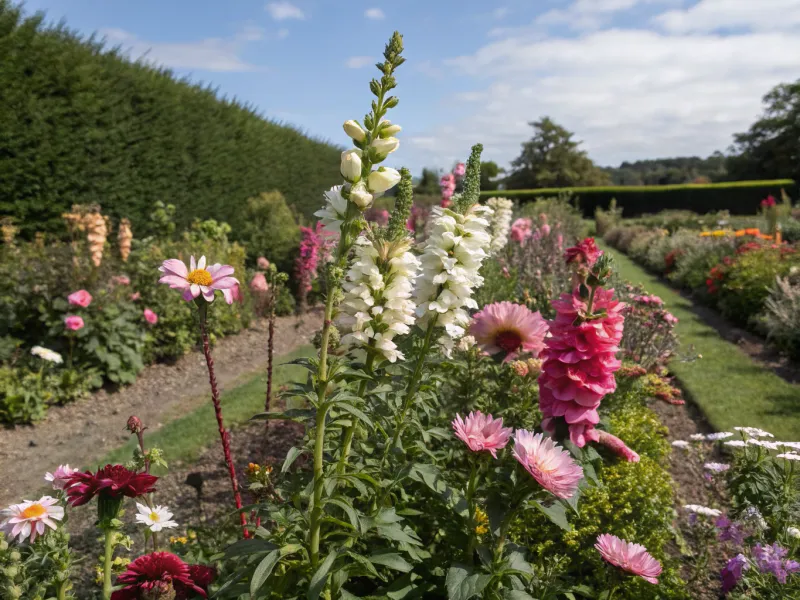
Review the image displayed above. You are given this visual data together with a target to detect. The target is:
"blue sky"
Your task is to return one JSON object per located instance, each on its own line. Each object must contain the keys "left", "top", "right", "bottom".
{"left": 23, "top": 0, "right": 800, "bottom": 177}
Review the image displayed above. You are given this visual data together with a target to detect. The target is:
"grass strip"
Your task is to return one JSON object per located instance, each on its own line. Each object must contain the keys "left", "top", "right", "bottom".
{"left": 600, "top": 241, "right": 800, "bottom": 440}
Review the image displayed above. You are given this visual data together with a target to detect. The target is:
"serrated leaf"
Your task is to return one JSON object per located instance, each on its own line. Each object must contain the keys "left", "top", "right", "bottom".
{"left": 446, "top": 564, "right": 491, "bottom": 600}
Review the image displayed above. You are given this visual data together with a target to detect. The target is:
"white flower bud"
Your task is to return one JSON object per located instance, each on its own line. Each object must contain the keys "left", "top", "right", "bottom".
{"left": 368, "top": 167, "right": 401, "bottom": 195}
{"left": 343, "top": 120, "right": 366, "bottom": 143}
{"left": 350, "top": 182, "right": 374, "bottom": 210}
{"left": 340, "top": 149, "right": 363, "bottom": 182}
{"left": 370, "top": 137, "right": 399, "bottom": 158}
{"left": 379, "top": 120, "right": 402, "bottom": 138}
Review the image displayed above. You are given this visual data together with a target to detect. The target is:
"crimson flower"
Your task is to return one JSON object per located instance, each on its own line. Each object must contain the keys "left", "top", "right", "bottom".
{"left": 564, "top": 237, "right": 602, "bottom": 266}
{"left": 111, "top": 552, "right": 213, "bottom": 599}
{"left": 761, "top": 195, "right": 777, "bottom": 208}
{"left": 65, "top": 464, "right": 158, "bottom": 507}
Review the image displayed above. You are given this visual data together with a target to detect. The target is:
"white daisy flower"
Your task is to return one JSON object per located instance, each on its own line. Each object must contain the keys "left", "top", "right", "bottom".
{"left": 781, "top": 442, "right": 800, "bottom": 451}
{"left": 684, "top": 504, "right": 722, "bottom": 518}
{"left": 690, "top": 434, "right": 706, "bottom": 442}
{"left": 314, "top": 185, "right": 348, "bottom": 234}
{"left": 777, "top": 453, "right": 800, "bottom": 461}
{"left": 734, "top": 427, "right": 774, "bottom": 438}
{"left": 486, "top": 197, "right": 513, "bottom": 255}
{"left": 704, "top": 462, "right": 731, "bottom": 473}
{"left": 135, "top": 503, "right": 178, "bottom": 532}
{"left": 724, "top": 440, "right": 747, "bottom": 448}
{"left": 31, "top": 346, "right": 63, "bottom": 365}
{"left": 706, "top": 432, "right": 734, "bottom": 441}
{"left": 671, "top": 440, "right": 690, "bottom": 449}
{"left": 746, "top": 439, "right": 781, "bottom": 450}
{"left": 1, "top": 496, "right": 64, "bottom": 543}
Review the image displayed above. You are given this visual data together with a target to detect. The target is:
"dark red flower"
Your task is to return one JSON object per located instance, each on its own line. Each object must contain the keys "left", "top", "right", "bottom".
{"left": 564, "top": 237, "right": 603, "bottom": 267}
{"left": 761, "top": 195, "right": 776, "bottom": 208}
{"left": 111, "top": 552, "right": 211, "bottom": 600}
{"left": 65, "top": 464, "right": 158, "bottom": 507}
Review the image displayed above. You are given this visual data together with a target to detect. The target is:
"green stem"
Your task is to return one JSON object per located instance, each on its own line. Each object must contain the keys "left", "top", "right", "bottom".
{"left": 309, "top": 403, "right": 330, "bottom": 568}
{"left": 465, "top": 461, "right": 478, "bottom": 562}
{"left": 337, "top": 352, "right": 375, "bottom": 475}
{"left": 58, "top": 580, "right": 68, "bottom": 600}
{"left": 102, "top": 528, "right": 115, "bottom": 600}
{"left": 607, "top": 584, "right": 619, "bottom": 600}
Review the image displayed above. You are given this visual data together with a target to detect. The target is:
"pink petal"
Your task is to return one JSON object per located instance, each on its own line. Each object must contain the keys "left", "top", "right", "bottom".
{"left": 160, "top": 259, "right": 188, "bottom": 278}
{"left": 159, "top": 275, "right": 190, "bottom": 289}
{"left": 211, "top": 276, "right": 239, "bottom": 289}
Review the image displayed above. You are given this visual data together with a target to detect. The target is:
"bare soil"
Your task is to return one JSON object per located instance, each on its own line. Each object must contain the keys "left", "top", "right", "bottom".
{"left": 0, "top": 309, "right": 322, "bottom": 506}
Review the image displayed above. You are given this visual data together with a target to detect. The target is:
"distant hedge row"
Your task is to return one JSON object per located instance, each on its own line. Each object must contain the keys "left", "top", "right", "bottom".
{"left": 482, "top": 180, "right": 798, "bottom": 217}
{"left": 0, "top": 1, "right": 342, "bottom": 238}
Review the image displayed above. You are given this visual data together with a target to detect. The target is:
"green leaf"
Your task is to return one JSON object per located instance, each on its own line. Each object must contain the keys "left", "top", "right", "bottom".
{"left": 250, "top": 549, "right": 281, "bottom": 595}
{"left": 446, "top": 564, "right": 491, "bottom": 600}
{"left": 326, "top": 497, "right": 360, "bottom": 531}
{"left": 307, "top": 550, "right": 338, "bottom": 600}
{"left": 222, "top": 538, "right": 277, "bottom": 558}
{"left": 346, "top": 551, "right": 381, "bottom": 579}
{"left": 336, "top": 402, "right": 374, "bottom": 428}
{"left": 282, "top": 446, "right": 305, "bottom": 473}
{"left": 369, "top": 551, "right": 413, "bottom": 573}
{"left": 251, "top": 408, "right": 315, "bottom": 422}
{"left": 503, "top": 592, "right": 536, "bottom": 600}
{"left": 533, "top": 500, "right": 570, "bottom": 531}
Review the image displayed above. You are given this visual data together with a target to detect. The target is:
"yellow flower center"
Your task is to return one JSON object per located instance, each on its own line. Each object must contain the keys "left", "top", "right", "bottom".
{"left": 187, "top": 268, "right": 213, "bottom": 286}
{"left": 21, "top": 503, "right": 46, "bottom": 519}
{"left": 149, "top": 511, "right": 160, "bottom": 522}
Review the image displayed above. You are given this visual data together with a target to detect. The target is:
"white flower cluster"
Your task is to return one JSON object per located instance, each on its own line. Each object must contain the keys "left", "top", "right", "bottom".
{"left": 734, "top": 426, "right": 774, "bottom": 438}
{"left": 315, "top": 185, "right": 348, "bottom": 234}
{"left": 703, "top": 462, "right": 730, "bottom": 473}
{"left": 746, "top": 439, "right": 780, "bottom": 450}
{"left": 671, "top": 440, "right": 689, "bottom": 449}
{"left": 337, "top": 237, "right": 420, "bottom": 363}
{"left": 486, "top": 197, "right": 513, "bottom": 255}
{"left": 706, "top": 432, "right": 733, "bottom": 441}
{"left": 684, "top": 504, "right": 722, "bottom": 518}
{"left": 778, "top": 452, "right": 800, "bottom": 461}
{"left": 787, "top": 526, "right": 800, "bottom": 539}
{"left": 31, "top": 346, "right": 63, "bottom": 364}
{"left": 414, "top": 204, "right": 493, "bottom": 353}
{"left": 689, "top": 433, "right": 706, "bottom": 441}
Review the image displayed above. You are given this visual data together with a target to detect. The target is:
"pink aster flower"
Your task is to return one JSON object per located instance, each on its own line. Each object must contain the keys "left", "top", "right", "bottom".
{"left": 512, "top": 430, "right": 583, "bottom": 499}
{"left": 158, "top": 255, "right": 239, "bottom": 304}
{"left": 67, "top": 290, "right": 92, "bottom": 307}
{"left": 510, "top": 218, "right": 533, "bottom": 244}
{"left": 64, "top": 315, "right": 84, "bottom": 331}
{"left": 452, "top": 411, "right": 512, "bottom": 458}
{"left": 250, "top": 272, "right": 269, "bottom": 293}
{"left": 469, "top": 301, "right": 549, "bottom": 362}
{"left": 595, "top": 533, "right": 662, "bottom": 584}
{"left": 564, "top": 238, "right": 603, "bottom": 267}
{"left": 45, "top": 465, "right": 79, "bottom": 490}
{"left": 1, "top": 496, "right": 64, "bottom": 543}
{"left": 143, "top": 308, "right": 158, "bottom": 325}
{"left": 538, "top": 286, "right": 625, "bottom": 447}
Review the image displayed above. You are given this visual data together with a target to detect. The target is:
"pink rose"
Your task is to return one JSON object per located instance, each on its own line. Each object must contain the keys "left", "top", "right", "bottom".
{"left": 64, "top": 315, "right": 84, "bottom": 331}
{"left": 130, "top": 292, "right": 141, "bottom": 301}
{"left": 143, "top": 308, "right": 158, "bottom": 325}
{"left": 112, "top": 276, "right": 130, "bottom": 286}
{"left": 67, "top": 290, "right": 92, "bottom": 308}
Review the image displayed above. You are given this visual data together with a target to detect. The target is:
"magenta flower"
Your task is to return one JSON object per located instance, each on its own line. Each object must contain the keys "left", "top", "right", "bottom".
{"left": 510, "top": 218, "right": 533, "bottom": 244}
{"left": 452, "top": 411, "right": 512, "bottom": 458}
{"left": 68, "top": 290, "right": 92, "bottom": 307}
{"left": 595, "top": 533, "right": 662, "bottom": 584}
{"left": 143, "top": 308, "right": 158, "bottom": 325}
{"left": 158, "top": 256, "right": 239, "bottom": 304}
{"left": 453, "top": 162, "right": 466, "bottom": 177}
{"left": 64, "top": 315, "right": 84, "bottom": 331}
{"left": 538, "top": 287, "right": 625, "bottom": 447}
{"left": 469, "top": 301, "right": 549, "bottom": 362}
{"left": 564, "top": 238, "right": 603, "bottom": 267}
{"left": 512, "top": 430, "right": 583, "bottom": 499}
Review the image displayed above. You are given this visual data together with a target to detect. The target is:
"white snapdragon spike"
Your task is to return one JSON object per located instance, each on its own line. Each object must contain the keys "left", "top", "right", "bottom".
{"left": 414, "top": 204, "right": 494, "bottom": 353}
{"left": 486, "top": 197, "right": 513, "bottom": 254}
{"left": 337, "top": 237, "right": 420, "bottom": 363}
{"left": 314, "top": 185, "right": 348, "bottom": 234}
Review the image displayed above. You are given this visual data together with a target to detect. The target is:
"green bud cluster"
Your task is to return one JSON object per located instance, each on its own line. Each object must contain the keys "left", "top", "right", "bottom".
{"left": 456, "top": 143, "right": 484, "bottom": 213}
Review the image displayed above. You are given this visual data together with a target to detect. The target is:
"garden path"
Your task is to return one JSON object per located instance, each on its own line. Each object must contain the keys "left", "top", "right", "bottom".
{"left": 0, "top": 308, "right": 323, "bottom": 505}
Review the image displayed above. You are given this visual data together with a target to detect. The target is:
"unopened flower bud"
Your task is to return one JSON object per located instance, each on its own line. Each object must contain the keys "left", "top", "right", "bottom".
{"left": 350, "top": 182, "right": 374, "bottom": 210}
{"left": 340, "top": 149, "right": 363, "bottom": 182}
{"left": 367, "top": 167, "right": 401, "bottom": 195}
{"left": 510, "top": 360, "right": 529, "bottom": 377}
{"left": 526, "top": 358, "right": 543, "bottom": 378}
{"left": 126, "top": 415, "right": 143, "bottom": 434}
{"left": 343, "top": 120, "right": 366, "bottom": 142}
{"left": 370, "top": 136, "right": 399, "bottom": 158}
{"left": 379, "top": 120, "right": 402, "bottom": 138}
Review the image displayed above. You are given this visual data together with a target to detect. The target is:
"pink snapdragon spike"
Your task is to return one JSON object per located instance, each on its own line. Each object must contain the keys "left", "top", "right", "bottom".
{"left": 452, "top": 411, "right": 512, "bottom": 458}
{"left": 469, "top": 301, "right": 549, "bottom": 362}
{"left": 1, "top": 496, "right": 64, "bottom": 543}
{"left": 45, "top": 465, "right": 79, "bottom": 490}
{"left": 512, "top": 430, "right": 583, "bottom": 499}
{"left": 67, "top": 289, "right": 92, "bottom": 307}
{"left": 595, "top": 533, "right": 662, "bottom": 584}
{"left": 64, "top": 315, "right": 84, "bottom": 331}
{"left": 143, "top": 308, "right": 158, "bottom": 325}
{"left": 510, "top": 218, "right": 533, "bottom": 244}
{"left": 158, "top": 255, "right": 239, "bottom": 304}
{"left": 564, "top": 237, "right": 603, "bottom": 266}
{"left": 595, "top": 430, "right": 640, "bottom": 463}
{"left": 538, "top": 286, "right": 625, "bottom": 447}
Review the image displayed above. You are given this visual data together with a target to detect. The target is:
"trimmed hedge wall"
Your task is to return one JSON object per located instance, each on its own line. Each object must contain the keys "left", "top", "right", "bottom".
{"left": 0, "top": 1, "right": 341, "bottom": 238}
{"left": 481, "top": 180, "right": 797, "bottom": 217}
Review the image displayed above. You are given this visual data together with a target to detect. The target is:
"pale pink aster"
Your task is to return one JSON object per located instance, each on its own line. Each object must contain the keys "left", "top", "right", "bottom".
{"left": 1, "top": 496, "right": 64, "bottom": 543}
{"left": 45, "top": 465, "right": 79, "bottom": 490}
{"left": 143, "top": 308, "right": 158, "bottom": 325}
{"left": 67, "top": 290, "right": 92, "bottom": 307}
{"left": 469, "top": 301, "right": 549, "bottom": 362}
{"left": 452, "top": 412, "right": 512, "bottom": 458}
{"left": 512, "top": 430, "right": 583, "bottom": 499}
{"left": 158, "top": 255, "right": 239, "bottom": 304}
{"left": 64, "top": 315, "right": 84, "bottom": 331}
{"left": 250, "top": 272, "right": 269, "bottom": 293}
{"left": 510, "top": 218, "right": 533, "bottom": 244}
{"left": 595, "top": 534, "right": 662, "bottom": 584}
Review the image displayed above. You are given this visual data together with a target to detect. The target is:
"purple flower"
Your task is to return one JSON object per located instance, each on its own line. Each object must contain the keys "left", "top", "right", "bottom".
{"left": 753, "top": 543, "right": 800, "bottom": 584}
{"left": 721, "top": 554, "right": 748, "bottom": 593}
{"left": 716, "top": 515, "right": 748, "bottom": 546}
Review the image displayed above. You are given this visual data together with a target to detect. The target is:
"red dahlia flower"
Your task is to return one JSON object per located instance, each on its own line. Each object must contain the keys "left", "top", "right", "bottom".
{"left": 111, "top": 552, "right": 213, "bottom": 599}
{"left": 564, "top": 237, "right": 602, "bottom": 267}
{"left": 65, "top": 464, "right": 158, "bottom": 507}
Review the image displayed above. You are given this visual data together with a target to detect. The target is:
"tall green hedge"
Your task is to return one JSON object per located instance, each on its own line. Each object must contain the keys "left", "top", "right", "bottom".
{"left": 0, "top": 1, "right": 341, "bottom": 238}
{"left": 483, "top": 179, "right": 797, "bottom": 217}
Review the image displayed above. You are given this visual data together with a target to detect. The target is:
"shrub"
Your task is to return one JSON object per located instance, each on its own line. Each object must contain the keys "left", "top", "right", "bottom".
{"left": 239, "top": 191, "right": 301, "bottom": 273}
{"left": 759, "top": 272, "right": 800, "bottom": 359}
{"left": 0, "top": 366, "right": 52, "bottom": 424}
{"left": 517, "top": 194, "right": 589, "bottom": 243}
{"left": 667, "top": 235, "right": 737, "bottom": 291}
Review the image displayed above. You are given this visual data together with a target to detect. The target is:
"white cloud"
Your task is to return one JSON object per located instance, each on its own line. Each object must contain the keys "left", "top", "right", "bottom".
{"left": 655, "top": 0, "right": 800, "bottom": 33}
{"left": 346, "top": 56, "right": 374, "bottom": 69}
{"left": 266, "top": 2, "right": 305, "bottom": 21}
{"left": 365, "top": 8, "right": 386, "bottom": 20}
{"left": 410, "top": 26, "right": 800, "bottom": 171}
{"left": 101, "top": 28, "right": 260, "bottom": 72}
{"left": 537, "top": 0, "right": 677, "bottom": 32}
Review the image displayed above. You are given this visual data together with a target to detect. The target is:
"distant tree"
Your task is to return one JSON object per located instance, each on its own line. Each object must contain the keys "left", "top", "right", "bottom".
{"left": 727, "top": 79, "right": 800, "bottom": 183}
{"left": 480, "top": 161, "right": 503, "bottom": 191}
{"left": 506, "top": 117, "right": 610, "bottom": 189}
{"left": 414, "top": 168, "right": 441, "bottom": 196}
{"left": 603, "top": 152, "right": 728, "bottom": 185}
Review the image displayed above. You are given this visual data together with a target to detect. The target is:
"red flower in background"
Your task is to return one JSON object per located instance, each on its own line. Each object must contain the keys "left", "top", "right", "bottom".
{"left": 761, "top": 195, "right": 776, "bottom": 208}
{"left": 111, "top": 552, "right": 213, "bottom": 599}
{"left": 65, "top": 464, "right": 157, "bottom": 507}
{"left": 564, "top": 238, "right": 602, "bottom": 267}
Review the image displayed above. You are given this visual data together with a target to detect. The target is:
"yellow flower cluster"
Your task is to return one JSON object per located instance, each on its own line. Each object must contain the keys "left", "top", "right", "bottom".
{"left": 474, "top": 507, "right": 489, "bottom": 536}
{"left": 699, "top": 229, "right": 732, "bottom": 237}
{"left": 169, "top": 535, "right": 189, "bottom": 545}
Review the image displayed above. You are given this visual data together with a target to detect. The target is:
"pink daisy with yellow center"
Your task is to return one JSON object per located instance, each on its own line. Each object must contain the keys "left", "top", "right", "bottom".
{"left": 158, "top": 255, "right": 239, "bottom": 304}
{"left": 469, "top": 301, "right": 549, "bottom": 362}
{"left": 1, "top": 496, "right": 64, "bottom": 543}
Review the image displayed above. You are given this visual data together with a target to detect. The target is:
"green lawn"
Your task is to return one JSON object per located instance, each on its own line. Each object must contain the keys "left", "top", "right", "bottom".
{"left": 101, "top": 345, "right": 314, "bottom": 467}
{"left": 600, "top": 242, "right": 800, "bottom": 441}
